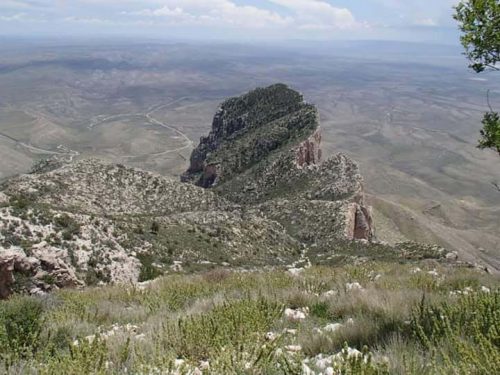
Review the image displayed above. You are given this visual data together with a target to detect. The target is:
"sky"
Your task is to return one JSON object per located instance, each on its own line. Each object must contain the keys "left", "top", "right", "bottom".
{"left": 0, "top": 0, "right": 461, "bottom": 44}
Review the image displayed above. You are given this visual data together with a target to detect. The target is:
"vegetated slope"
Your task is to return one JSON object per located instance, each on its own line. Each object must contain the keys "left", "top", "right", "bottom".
{"left": 1, "top": 263, "right": 498, "bottom": 374}
{"left": 3, "top": 159, "right": 230, "bottom": 216}
{"left": 0, "top": 159, "right": 302, "bottom": 298}
{"left": 0, "top": 84, "right": 450, "bottom": 299}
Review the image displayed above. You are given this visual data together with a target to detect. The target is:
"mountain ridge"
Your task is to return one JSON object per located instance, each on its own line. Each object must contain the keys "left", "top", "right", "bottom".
{"left": 0, "top": 84, "right": 449, "bottom": 299}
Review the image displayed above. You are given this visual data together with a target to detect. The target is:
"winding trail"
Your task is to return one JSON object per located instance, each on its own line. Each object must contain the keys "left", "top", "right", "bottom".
{"left": 88, "top": 97, "right": 194, "bottom": 159}
{"left": 0, "top": 98, "right": 193, "bottom": 163}
{"left": 0, "top": 131, "right": 79, "bottom": 161}
{"left": 0, "top": 107, "right": 79, "bottom": 161}
{"left": 143, "top": 98, "right": 194, "bottom": 155}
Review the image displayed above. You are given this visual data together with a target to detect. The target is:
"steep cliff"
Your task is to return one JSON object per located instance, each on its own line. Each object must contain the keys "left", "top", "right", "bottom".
{"left": 183, "top": 84, "right": 375, "bottom": 244}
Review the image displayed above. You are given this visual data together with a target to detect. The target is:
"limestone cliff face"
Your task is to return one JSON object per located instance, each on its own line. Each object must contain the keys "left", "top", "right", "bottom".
{"left": 183, "top": 84, "right": 375, "bottom": 243}
{"left": 345, "top": 203, "right": 375, "bottom": 240}
{"left": 295, "top": 128, "right": 322, "bottom": 168}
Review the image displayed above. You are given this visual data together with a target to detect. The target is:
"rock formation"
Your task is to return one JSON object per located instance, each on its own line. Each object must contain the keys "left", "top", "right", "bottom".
{"left": 182, "top": 83, "right": 317, "bottom": 188}
{"left": 183, "top": 84, "right": 375, "bottom": 243}
{"left": 0, "top": 249, "right": 81, "bottom": 299}
{"left": 295, "top": 128, "right": 322, "bottom": 168}
{"left": 0, "top": 254, "right": 16, "bottom": 299}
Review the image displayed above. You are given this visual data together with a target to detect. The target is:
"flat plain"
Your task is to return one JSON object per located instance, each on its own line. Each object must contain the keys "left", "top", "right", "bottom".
{"left": 0, "top": 40, "right": 499, "bottom": 270}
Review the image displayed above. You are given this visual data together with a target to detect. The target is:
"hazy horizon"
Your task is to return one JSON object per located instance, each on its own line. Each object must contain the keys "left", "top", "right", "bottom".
{"left": 0, "top": 0, "right": 460, "bottom": 44}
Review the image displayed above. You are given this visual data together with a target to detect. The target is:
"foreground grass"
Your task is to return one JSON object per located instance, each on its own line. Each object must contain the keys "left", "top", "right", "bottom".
{"left": 0, "top": 262, "right": 498, "bottom": 374}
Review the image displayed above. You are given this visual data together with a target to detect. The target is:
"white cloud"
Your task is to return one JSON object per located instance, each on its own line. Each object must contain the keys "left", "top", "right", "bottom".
{"left": 0, "top": 0, "right": 459, "bottom": 42}
{"left": 63, "top": 16, "right": 115, "bottom": 25}
{"left": 135, "top": 6, "right": 186, "bottom": 17}
{"left": 0, "top": 13, "right": 28, "bottom": 21}
{"left": 269, "top": 0, "right": 357, "bottom": 29}
{"left": 122, "top": 0, "right": 358, "bottom": 31}
{"left": 125, "top": 0, "right": 293, "bottom": 28}
{"left": 414, "top": 18, "right": 437, "bottom": 27}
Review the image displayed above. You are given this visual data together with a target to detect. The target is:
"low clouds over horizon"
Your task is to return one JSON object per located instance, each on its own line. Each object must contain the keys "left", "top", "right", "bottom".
{"left": 0, "top": 0, "right": 460, "bottom": 43}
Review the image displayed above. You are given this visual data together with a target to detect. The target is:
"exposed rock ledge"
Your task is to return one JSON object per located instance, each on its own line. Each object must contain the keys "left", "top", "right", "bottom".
{"left": 295, "top": 128, "right": 322, "bottom": 168}
{"left": 0, "top": 249, "right": 82, "bottom": 299}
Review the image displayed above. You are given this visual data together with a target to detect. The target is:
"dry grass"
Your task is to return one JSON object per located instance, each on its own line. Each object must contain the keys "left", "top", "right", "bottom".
{"left": 0, "top": 262, "right": 498, "bottom": 374}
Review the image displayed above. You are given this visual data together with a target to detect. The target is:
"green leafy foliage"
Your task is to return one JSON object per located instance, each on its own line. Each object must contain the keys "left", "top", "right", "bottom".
{"left": 411, "top": 290, "right": 500, "bottom": 373}
{"left": 38, "top": 336, "right": 109, "bottom": 375}
{"left": 478, "top": 111, "right": 500, "bottom": 154}
{"left": 159, "top": 297, "right": 283, "bottom": 361}
{"left": 137, "top": 252, "right": 163, "bottom": 282}
{"left": 454, "top": 0, "right": 500, "bottom": 73}
{"left": 454, "top": 0, "right": 500, "bottom": 155}
{"left": 0, "top": 296, "right": 44, "bottom": 360}
{"left": 0, "top": 265, "right": 497, "bottom": 374}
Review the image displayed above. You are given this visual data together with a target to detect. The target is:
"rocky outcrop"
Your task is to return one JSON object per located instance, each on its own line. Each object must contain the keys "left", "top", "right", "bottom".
{"left": 183, "top": 84, "right": 375, "bottom": 243}
{"left": 345, "top": 203, "right": 375, "bottom": 240}
{"left": 0, "top": 159, "right": 304, "bottom": 295}
{"left": 0, "top": 254, "right": 16, "bottom": 299}
{"left": 4, "top": 159, "right": 231, "bottom": 216}
{"left": 0, "top": 249, "right": 83, "bottom": 299}
{"left": 295, "top": 128, "right": 322, "bottom": 168}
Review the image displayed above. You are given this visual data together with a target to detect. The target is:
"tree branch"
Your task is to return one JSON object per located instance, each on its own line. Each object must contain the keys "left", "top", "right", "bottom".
{"left": 486, "top": 89, "right": 494, "bottom": 112}
{"left": 485, "top": 63, "right": 500, "bottom": 71}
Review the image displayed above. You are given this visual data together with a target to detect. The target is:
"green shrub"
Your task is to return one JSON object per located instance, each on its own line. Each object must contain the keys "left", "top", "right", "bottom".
{"left": 137, "top": 253, "right": 163, "bottom": 282}
{"left": 9, "top": 193, "right": 35, "bottom": 211}
{"left": 0, "top": 296, "right": 45, "bottom": 359}
{"left": 54, "top": 214, "right": 81, "bottom": 239}
{"left": 38, "top": 336, "right": 109, "bottom": 375}
{"left": 150, "top": 221, "right": 160, "bottom": 235}
{"left": 411, "top": 291, "right": 500, "bottom": 373}
{"left": 157, "top": 297, "right": 283, "bottom": 361}
{"left": 310, "top": 301, "right": 331, "bottom": 320}
{"left": 338, "top": 343, "right": 390, "bottom": 375}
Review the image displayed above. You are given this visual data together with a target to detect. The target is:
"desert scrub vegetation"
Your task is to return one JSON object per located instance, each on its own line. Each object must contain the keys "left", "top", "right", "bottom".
{"left": 0, "top": 262, "right": 498, "bottom": 374}
{"left": 411, "top": 291, "right": 500, "bottom": 374}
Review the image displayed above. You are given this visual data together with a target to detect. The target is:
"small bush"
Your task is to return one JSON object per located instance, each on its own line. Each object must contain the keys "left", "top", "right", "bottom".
{"left": 158, "top": 297, "right": 283, "bottom": 361}
{"left": 54, "top": 214, "right": 81, "bottom": 239}
{"left": 411, "top": 291, "right": 500, "bottom": 373}
{"left": 0, "top": 296, "right": 45, "bottom": 358}
{"left": 150, "top": 221, "right": 160, "bottom": 235}
{"left": 310, "top": 301, "right": 331, "bottom": 320}
{"left": 38, "top": 336, "right": 109, "bottom": 375}
{"left": 201, "top": 268, "right": 231, "bottom": 283}
{"left": 9, "top": 194, "right": 35, "bottom": 211}
{"left": 137, "top": 253, "right": 163, "bottom": 282}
